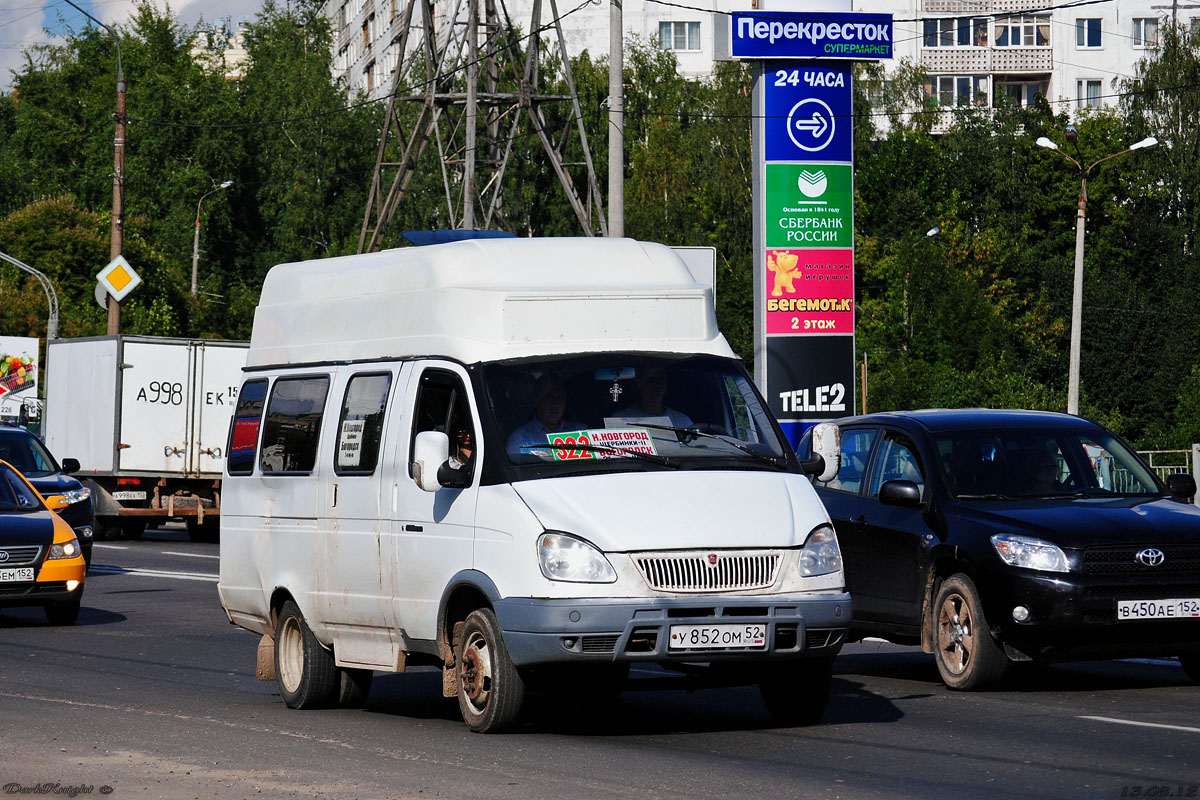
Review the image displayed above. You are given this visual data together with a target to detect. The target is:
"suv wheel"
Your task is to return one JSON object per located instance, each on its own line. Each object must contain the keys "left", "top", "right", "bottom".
{"left": 933, "top": 574, "right": 1009, "bottom": 690}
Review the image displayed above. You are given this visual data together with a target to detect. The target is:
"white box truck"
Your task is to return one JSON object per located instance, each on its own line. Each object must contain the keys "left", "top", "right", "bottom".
{"left": 44, "top": 335, "right": 248, "bottom": 541}
{"left": 218, "top": 238, "right": 847, "bottom": 732}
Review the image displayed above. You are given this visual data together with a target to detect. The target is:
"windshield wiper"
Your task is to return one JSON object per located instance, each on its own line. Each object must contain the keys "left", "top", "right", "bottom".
{"left": 520, "top": 442, "right": 679, "bottom": 469}
{"left": 955, "top": 493, "right": 1016, "bottom": 500}
{"left": 627, "top": 422, "right": 788, "bottom": 468}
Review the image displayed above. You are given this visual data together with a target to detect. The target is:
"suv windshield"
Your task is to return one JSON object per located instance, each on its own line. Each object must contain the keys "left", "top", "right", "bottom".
{"left": 483, "top": 354, "right": 789, "bottom": 475}
{"left": 0, "top": 428, "right": 59, "bottom": 478}
{"left": 934, "top": 426, "right": 1161, "bottom": 499}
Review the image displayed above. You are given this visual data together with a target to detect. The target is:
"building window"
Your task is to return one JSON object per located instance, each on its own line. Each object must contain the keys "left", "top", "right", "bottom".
{"left": 1076, "top": 18, "right": 1102, "bottom": 48}
{"left": 339, "top": 3, "right": 348, "bottom": 29}
{"left": 362, "top": 19, "right": 369, "bottom": 50}
{"left": 925, "top": 75, "right": 988, "bottom": 107}
{"left": 1133, "top": 18, "right": 1159, "bottom": 48}
{"left": 995, "top": 79, "right": 1048, "bottom": 107}
{"left": 995, "top": 15, "right": 1050, "bottom": 47}
{"left": 365, "top": 60, "right": 375, "bottom": 93}
{"left": 1077, "top": 79, "right": 1102, "bottom": 108}
{"left": 922, "top": 17, "right": 988, "bottom": 48}
{"left": 659, "top": 21, "right": 700, "bottom": 52}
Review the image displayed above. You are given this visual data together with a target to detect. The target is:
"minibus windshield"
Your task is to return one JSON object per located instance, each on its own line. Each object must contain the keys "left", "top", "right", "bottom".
{"left": 482, "top": 354, "right": 790, "bottom": 474}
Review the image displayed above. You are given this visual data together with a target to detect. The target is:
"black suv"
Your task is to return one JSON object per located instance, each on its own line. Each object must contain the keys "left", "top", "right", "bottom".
{"left": 0, "top": 423, "right": 94, "bottom": 566}
{"left": 799, "top": 409, "right": 1200, "bottom": 689}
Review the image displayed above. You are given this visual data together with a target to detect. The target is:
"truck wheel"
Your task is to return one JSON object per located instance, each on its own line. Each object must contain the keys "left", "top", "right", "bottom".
{"left": 121, "top": 520, "right": 146, "bottom": 540}
{"left": 44, "top": 599, "right": 81, "bottom": 626}
{"left": 274, "top": 600, "right": 337, "bottom": 709}
{"left": 933, "top": 574, "right": 1009, "bottom": 690}
{"left": 336, "top": 668, "right": 373, "bottom": 708}
{"left": 1180, "top": 653, "right": 1200, "bottom": 684}
{"left": 455, "top": 608, "right": 525, "bottom": 733}
{"left": 758, "top": 656, "right": 834, "bottom": 725}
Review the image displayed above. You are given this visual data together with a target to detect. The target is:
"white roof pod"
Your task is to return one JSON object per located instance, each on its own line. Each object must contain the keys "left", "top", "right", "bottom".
{"left": 247, "top": 237, "right": 734, "bottom": 367}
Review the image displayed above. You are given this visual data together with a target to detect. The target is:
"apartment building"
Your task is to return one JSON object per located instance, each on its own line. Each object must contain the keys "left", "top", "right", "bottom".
{"left": 320, "top": 0, "right": 1191, "bottom": 118}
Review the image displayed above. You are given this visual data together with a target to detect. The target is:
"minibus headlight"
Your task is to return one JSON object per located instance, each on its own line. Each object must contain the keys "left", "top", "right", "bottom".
{"left": 799, "top": 524, "right": 842, "bottom": 577}
{"left": 48, "top": 538, "right": 81, "bottom": 560}
{"left": 537, "top": 532, "right": 617, "bottom": 583}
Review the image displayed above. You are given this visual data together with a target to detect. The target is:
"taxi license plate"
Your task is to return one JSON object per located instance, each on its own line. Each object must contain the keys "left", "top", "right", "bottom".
{"left": 1116, "top": 598, "right": 1200, "bottom": 620}
{"left": 668, "top": 623, "right": 767, "bottom": 651}
{"left": 112, "top": 491, "right": 147, "bottom": 501}
{"left": 0, "top": 568, "right": 35, "bottom": 583}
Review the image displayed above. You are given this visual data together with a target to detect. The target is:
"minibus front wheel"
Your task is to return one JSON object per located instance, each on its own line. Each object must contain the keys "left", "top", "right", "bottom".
{"left": 275, "top": 600, "right": 337, "bottom": 708}
{"left": 455, "top": 608, "right": 525, "bottom": 733}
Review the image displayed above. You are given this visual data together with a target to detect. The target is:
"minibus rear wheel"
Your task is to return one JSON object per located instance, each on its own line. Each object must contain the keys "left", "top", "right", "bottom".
{"left": 275, "top": 600, "right": 337, "bottom": 708}
{"left": 455, "top": 608, "right": 525, "bottom": 733}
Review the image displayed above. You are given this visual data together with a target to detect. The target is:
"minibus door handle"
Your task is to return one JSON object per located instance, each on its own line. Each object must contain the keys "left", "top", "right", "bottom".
{"left": 405, "top": 524, "right": 423, "bottom": 532}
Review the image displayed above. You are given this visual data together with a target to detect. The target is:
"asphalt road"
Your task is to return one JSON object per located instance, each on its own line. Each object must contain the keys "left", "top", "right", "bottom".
{"left": 2, "top": 525, "right": 1198, "bottom": 800}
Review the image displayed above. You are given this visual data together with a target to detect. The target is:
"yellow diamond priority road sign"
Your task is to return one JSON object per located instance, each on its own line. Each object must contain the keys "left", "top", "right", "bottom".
{"left": 97, "top": 255, "right": 142, "bottom": 302}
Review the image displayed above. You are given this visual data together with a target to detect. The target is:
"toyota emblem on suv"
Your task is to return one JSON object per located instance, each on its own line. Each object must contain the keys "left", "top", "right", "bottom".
{"left": 1136, "top": 548, "right": 1166, "bottom": 567}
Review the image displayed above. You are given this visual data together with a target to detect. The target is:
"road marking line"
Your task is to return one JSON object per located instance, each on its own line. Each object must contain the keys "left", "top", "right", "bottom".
{"left": 161, "top": 551, "right": 220, "bottom": 560}
{"left": 93, "top": 544, "right": 129, "bottom": 550}
{"left": 89, "top": 565, "right": 218, "bottom": 583}
{"left": 1080, "top": 716, "right": 1200, "bottom": 734}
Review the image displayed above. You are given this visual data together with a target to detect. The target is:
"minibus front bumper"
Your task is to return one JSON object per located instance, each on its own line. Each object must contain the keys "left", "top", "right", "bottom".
{"left": 494, "top": 592, "right": 851, "bottom": 666}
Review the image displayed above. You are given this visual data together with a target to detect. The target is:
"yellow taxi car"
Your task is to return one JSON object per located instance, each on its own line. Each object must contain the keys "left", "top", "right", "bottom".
{"left": 0, "top": 458, "right": 86, "bottom": 625}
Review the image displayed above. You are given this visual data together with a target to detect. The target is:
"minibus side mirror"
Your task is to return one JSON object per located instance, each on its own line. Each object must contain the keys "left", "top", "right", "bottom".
{"left": 412, "top": 431, "right": 450, "bottom": 493}
{"left": 800, "top": 422, "right": 841, "bottom": 483}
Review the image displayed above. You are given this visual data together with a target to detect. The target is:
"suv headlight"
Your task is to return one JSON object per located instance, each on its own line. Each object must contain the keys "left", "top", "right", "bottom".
{"left": 537, "top": 532, "right": 617, "bottom": 583}
{"left": 48, "top": 538, "right": 81, "bottom": 560}
{"left": 991, "top": 533, "right": 1069, "bottom": 573}
{"left": 60, "top": 487, "right": 91, "bottom": 505}
{"left": 799, "top": 524, "right": 842, "bottom": 577}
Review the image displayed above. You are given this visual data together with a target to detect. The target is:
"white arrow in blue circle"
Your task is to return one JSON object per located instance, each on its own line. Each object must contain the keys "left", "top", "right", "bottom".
{"left": 786, "top": 98, "right": 836, "bottom": 153}
{"left": 794, "top": 113, "right": 828, "bottom": 138}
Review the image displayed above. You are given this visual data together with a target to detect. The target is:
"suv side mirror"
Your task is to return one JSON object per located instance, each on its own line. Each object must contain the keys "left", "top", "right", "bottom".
{"left": 800, "top": 422, "right": 841, "bottom": 482}
{"left": 879, "top": 479, "right": 923, "bottom": 508}
{"left": 412, "top": 431, "right": 450, "bottom": 492}
{"left": 1166, "top": 473, "right": 1196, "bottom": 502}
{"left": 61, "top": 457, "right": 80, "bottom": 475}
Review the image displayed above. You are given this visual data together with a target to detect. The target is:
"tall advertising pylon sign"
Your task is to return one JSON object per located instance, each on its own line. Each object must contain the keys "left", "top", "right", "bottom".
{"left": 719, "top": 7, "right": 891, "bottom": 448}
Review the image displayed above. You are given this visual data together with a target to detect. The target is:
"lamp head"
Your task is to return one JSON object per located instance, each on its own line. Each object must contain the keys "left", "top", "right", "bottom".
{"left": 1035, "top": 136, "right": 1059, "bottom": 151}
{"left": 926, "top": 227, "right": 940, "bottom": 237}
{"left": 1129, "top": 136, "right": 1158, "bottom": 151}
{"left": 1065, "top": 125, "right": 1079, "bottom": 144}
{"left": 219, "top": 180, "right": 234, "bottom": 189}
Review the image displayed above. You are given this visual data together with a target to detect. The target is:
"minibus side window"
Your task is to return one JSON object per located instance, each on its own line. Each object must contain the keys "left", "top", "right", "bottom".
{"left": 260, "top": 376, "right": 330, "bottom": 475}
{"left": 227, "top": 379, "right": 268, "bottom": 475}
{"left": 334, "top": 372, "right": 392, "bottom": 475}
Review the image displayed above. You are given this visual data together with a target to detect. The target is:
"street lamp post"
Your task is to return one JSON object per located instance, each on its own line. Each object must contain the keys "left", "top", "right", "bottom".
{"left": 191, "top": 180, "right": 233, "bottom": 296}
{"left": 1035, "top": 132, "right": 1158, "bottom": 416}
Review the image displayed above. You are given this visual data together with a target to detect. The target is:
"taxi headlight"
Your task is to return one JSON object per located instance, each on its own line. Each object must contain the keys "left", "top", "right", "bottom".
{"left": 991, "top": 533, "right": 1069, "bottom": 573}
{"left": 48, "top": 538, "right": 81, "bottom": 560}
{"left": 800, "top": 524, "right": 842, "bottom": 576}
{"left": 537, "top": 532, "right": 617, "bottom": 583}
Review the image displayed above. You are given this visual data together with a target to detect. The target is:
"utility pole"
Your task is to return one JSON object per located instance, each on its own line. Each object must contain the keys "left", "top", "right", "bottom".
{"left": 608, "top": 0, "right": 623, "bottom": 238}
{"left": 64, "top": 0, "right": 124, "bottom": 335}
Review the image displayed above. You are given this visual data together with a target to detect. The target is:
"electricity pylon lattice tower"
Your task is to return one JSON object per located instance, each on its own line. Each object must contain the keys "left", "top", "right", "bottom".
{"left": 358, "top": 0, "right": 606, "bottom": 253}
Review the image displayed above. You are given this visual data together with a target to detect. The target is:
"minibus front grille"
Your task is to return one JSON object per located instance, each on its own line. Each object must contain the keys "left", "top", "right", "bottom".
{"left": 632, "top": 551, "right": 782, "bottom": 593}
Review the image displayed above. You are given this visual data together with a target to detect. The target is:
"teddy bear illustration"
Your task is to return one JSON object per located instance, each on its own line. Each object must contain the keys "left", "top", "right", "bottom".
{"left": 767, "top": 251, "right": 800, "bottom": 297}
